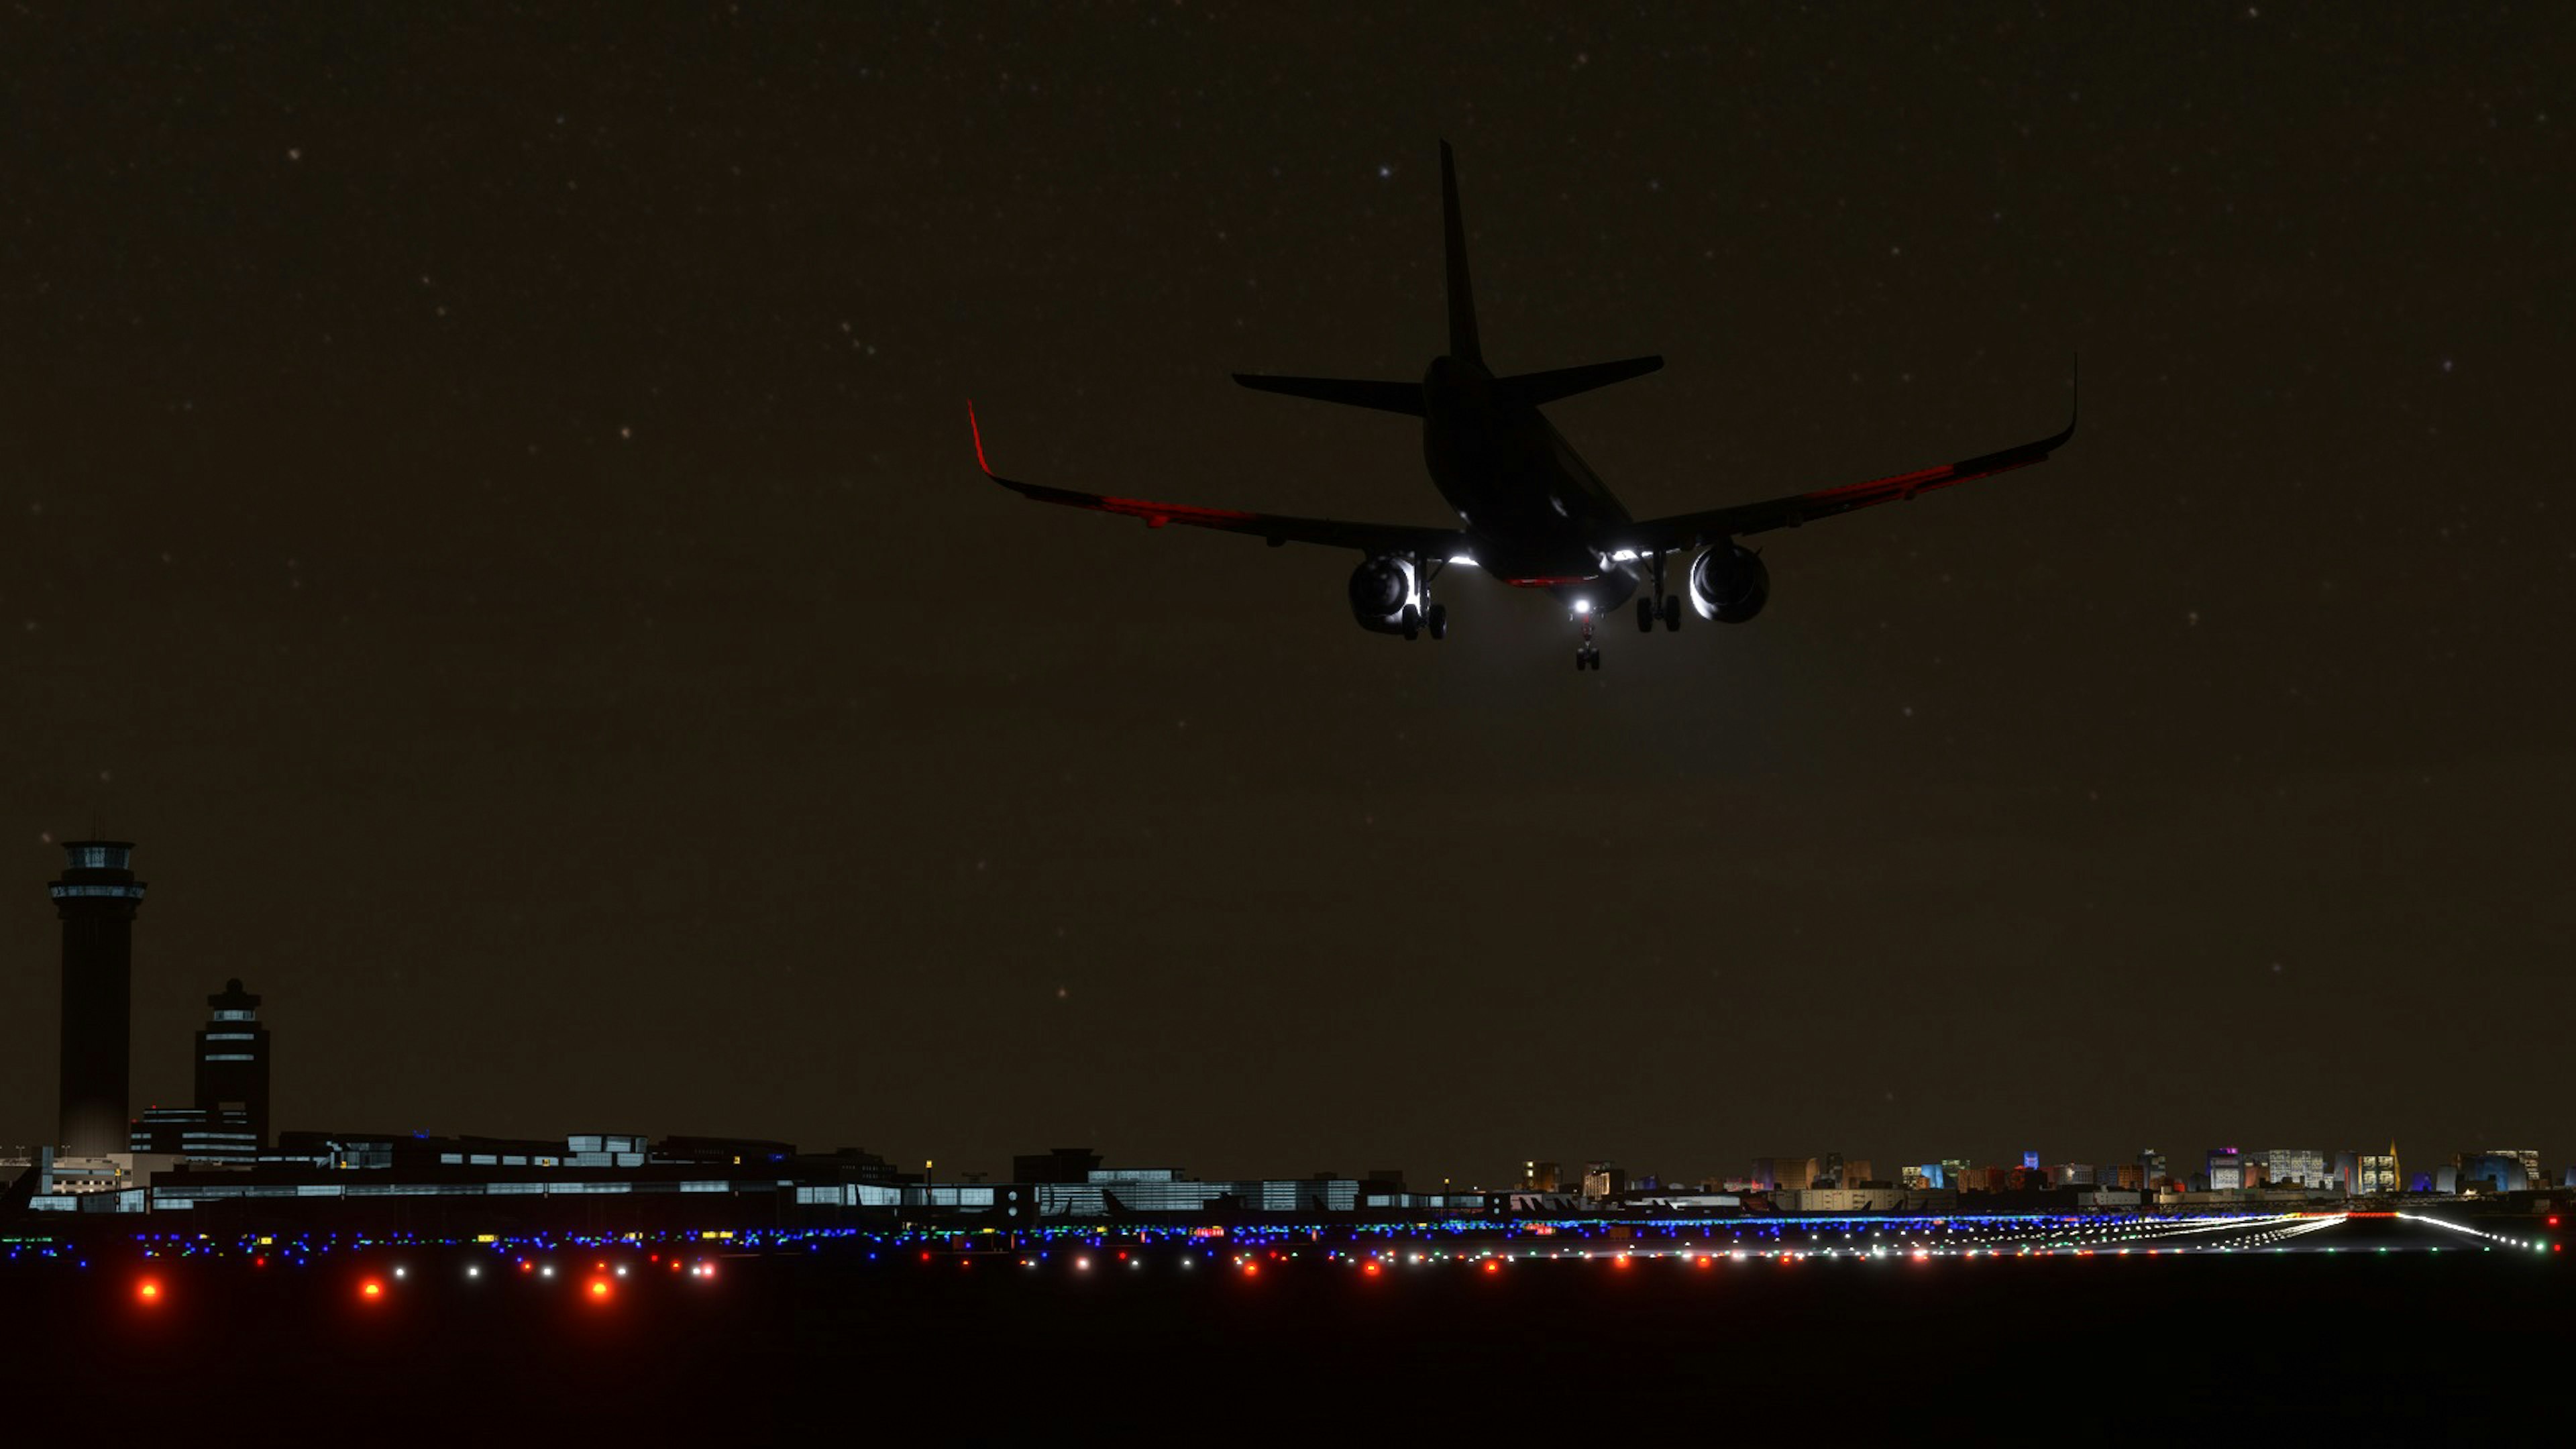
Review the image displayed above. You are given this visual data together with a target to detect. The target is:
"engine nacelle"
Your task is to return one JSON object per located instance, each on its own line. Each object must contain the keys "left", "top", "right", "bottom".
{"left": 1348, "top": 554, "right": 1421, "bottom": 635}
{"left": 1688, "top": 543, "right": 1769, "bottom": 623}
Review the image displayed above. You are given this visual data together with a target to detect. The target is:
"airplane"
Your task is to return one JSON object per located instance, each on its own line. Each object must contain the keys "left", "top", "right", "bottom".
{"left": 968, "top": 142, "right": 2074, "bottom": 671}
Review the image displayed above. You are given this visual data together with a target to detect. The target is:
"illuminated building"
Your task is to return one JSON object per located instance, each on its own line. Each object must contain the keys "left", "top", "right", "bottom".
{"left": 2139, "top": 1148, "right": 2168, "bottom": 1186}
{"left": 2489, "top": 1149, "right": 2542, "bottom": 1187}
{"left": 2109, "top": 1164, "right": 2144, "bottom": 1190}
{"left": 1751, "top": 1157, "right": 1815, "bottom": 1192}
{"left": 51, "top": 841, "right": 146, "bottom": 1157}
{"left": 2338, "top": 1148, "right": 2400, "bottom": 1195}
{"left": 2455, "top": 1154, "right": 2529, "bottom": 1194}
{"left": 2052, "top": 1163, "right": 2096, "bottom": 1187}
{"left": 1581, "top": 1162, "right": 1627, "bottom": 1201}
{"left": 131, "top": 979, "right": 273, "bottom": 1161}
{"left": 2206, "top": 1147, "right": 2247, "bottom": 1191}
{"left": 2263, "top": 1148, "right": 2328, "bottom": 1189}
{"left": 1521, "top": 1160, "right": 1561, "bottom": 1191}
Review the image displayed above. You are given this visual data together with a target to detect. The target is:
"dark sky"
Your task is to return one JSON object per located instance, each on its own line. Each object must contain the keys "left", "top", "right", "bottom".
{"left": 5, "top": 4, "right": 2569, "bottom": 1184}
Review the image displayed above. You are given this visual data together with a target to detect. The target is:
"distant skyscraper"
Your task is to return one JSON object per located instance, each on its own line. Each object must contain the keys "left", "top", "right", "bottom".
{"left": 2140, "top": 1148, "right": 2168, "bottom": 1186}
{"left": 51, "top": 841, "right": 146, "bottom": 1156}
{"left": 1521, "top": 1160, "right": 1560, "bottom": 1191}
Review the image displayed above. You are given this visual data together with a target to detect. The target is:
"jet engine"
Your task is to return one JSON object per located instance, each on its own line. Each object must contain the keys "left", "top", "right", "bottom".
{"left": 1687, "top": 543, "right": 1769, "bottom": 623}
{"left": 1348, "top": 554, "right": 1422, "bottom": 636}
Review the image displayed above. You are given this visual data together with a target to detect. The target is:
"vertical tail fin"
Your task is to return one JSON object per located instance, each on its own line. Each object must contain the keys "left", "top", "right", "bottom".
{"left": 1440, "top": 140, "right": 1481, "bottom": 364}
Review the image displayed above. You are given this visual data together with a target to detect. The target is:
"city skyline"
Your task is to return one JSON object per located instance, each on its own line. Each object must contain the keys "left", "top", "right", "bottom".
{"left": 11, "top": 839, "right": 2560, "bottom": 1196}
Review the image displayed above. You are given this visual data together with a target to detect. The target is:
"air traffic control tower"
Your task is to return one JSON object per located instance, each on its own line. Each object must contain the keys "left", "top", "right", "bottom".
{"left": 51, "top": 841, "right": 145, "bottom": 1156}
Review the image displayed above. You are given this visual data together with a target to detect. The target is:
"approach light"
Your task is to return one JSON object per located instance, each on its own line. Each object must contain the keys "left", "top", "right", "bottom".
{"left": 588, "top": 1279, "right": 612, "bottom": 1300}
{"left": 360, "top": 1279, "right": 384, "bottom": 1301}
{"left": 136, "top": 1279, "right": 162, "bottom": 1304}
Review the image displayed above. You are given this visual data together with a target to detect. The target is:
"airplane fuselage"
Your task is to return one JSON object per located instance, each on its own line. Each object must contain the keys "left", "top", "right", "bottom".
{"left": 1420, "top": 355, "right": 1642, "bottom": 611}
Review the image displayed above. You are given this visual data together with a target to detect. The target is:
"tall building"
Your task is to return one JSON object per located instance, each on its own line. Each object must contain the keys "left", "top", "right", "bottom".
{"left": 2206, "top": 1146, "right": 2247, "bottom": 1191}
{"left": 1521, "top": 1161, "right": 1561, "bottom": 1191}
{"left": 196, "top": 979, "right": 271, "bottom": 1147}
{"left": 2140, "top": 1148, "right": 2168, "bottom": 1186}
{"left": 2341, "top": 1148, "right": 2399, "bottom": 1195}
{"left": 133, "top": 979, "right": 273, "bottom": 1161}
{"left": 1752, "top": 1157, "right": 1816, "bottom": 1192}
{"left": 2264, "top": 1148, "right": 2327, "bottom": 1189}
{"left": 51, "top": 841, "right": 146, "bottom": 1156}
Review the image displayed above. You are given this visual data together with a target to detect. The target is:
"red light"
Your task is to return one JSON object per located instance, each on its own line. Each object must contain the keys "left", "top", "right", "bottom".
{"left": 920, "top": 1251, "right": 932, "bottom": 1263}
{"left": 1613, "top": 1255, "right": 1631, "bottom": 1269}
{"left": 252, "top": 1256, "right": 266, "bottom": 1269}
{"left": 136, "top": 1279, "right": 162, "bottom": 1303}
{"left": 1362, "top": 1262, "right": 1381, "bottom": 1277}
{"left": 1242, "top": 1263, "right": 1258, "bottom": 1277}
{"left": 1483, "top": 1260, "right": 1501, "bottom": 1274}
{"left": 519, "top": 1260, "right": 533, "bottom": 1273}
{"left": 669, "top": 1260, "right": 683, "bottom": 1272}
{"left": 588, "top": 1279, "right": 612, "bottom": 1300}
{"left": 1697, "top": 1256, "right": 1713, "bottom": 1269}
{"left": 360, "top": 1279, "right": 384, "bottom": 1301}
{"left": 2551, "top": 1217, "right": 2562, "bottom": 1228}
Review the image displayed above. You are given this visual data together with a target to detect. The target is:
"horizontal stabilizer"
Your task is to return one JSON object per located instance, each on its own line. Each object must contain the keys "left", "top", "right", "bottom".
{"left": 1232, "top": 373, "right": 1426, "bottom": 416}
{"left": 1495, "top": 354, "right": 1664, "bottom": 409}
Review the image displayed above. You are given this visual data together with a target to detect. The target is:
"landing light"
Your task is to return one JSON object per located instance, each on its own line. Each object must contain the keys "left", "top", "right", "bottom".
{"left": 1573, "top": 600, "right": 1592, "bottom": 614}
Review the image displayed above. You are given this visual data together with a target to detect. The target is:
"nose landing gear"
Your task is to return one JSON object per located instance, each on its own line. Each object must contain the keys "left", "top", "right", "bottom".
{"left": 1574, "top": 610, "right": 1601, "bottom": 670}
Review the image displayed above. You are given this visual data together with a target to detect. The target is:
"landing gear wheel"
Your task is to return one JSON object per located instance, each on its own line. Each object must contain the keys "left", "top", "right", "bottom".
{"left": 1426, "top": 602, "right": 1448, "bottom": 640}
{"left": 1636, "top": 597, "right": 1656, "bottom": 633}
{"left": 1399, "top": 603, "right": 1421, "bottom": 641}
{"left": 1662, "top": 594, "right": 1682, "bottom": 631}
{"left": 1573, "top": 649, "right": 1587, "bottom": 672}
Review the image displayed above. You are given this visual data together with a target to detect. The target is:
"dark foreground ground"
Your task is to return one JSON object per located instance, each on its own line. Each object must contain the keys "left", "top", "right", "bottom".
{"left": 2, "top": 1222, "right": 2561, "bottom": 1430}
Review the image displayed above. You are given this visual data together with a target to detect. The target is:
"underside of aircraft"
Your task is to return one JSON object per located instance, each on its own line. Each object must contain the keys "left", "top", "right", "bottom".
{"left": 971, "top": 142, "right": 2074, "bottom": 670}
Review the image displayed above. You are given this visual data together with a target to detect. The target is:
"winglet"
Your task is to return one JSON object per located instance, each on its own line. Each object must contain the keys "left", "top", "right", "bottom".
{"left": 967, "top": 399, "right": 996, "bottom": 477}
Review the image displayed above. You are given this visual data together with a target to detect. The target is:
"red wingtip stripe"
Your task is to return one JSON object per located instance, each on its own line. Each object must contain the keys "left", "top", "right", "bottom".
{"left": 967, "top": 400, "right": 993, "bottom": 476}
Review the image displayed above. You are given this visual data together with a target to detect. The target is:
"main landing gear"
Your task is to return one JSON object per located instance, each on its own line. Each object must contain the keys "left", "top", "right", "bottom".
{"left": 1401, "top": 554, "right": 1450, "bottom": 642}
{"left": 1635, "top": 552, "right": 1682, "bottom": 633}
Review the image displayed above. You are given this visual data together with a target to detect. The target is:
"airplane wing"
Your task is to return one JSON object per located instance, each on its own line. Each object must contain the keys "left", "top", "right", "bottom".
{"left": 969, "top": 403, "right": 1471, "bottom": 556}
{"left": 1607, "top": 370, "right": 2078, "bottom": 554}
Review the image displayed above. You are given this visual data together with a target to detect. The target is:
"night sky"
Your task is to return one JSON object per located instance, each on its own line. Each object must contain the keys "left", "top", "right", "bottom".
{"left": 5, "top": 5, "right": 2569, "bottom": 1184}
